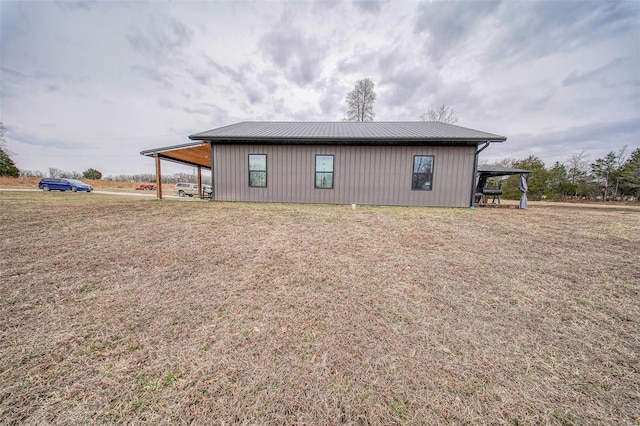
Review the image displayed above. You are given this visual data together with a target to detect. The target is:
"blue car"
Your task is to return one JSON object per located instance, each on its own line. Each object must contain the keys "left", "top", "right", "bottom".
{"left": 38, "top": 178, "right": 94, "bottom": 192}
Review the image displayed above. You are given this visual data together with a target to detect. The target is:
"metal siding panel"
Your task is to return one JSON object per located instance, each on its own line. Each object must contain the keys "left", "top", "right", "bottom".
{"left": 343, "top": 146, "right": 353, "bottom": 204}
{"left": 353, "top": 146, "right": 363, "bottom": 204}
{"left": 384, "top": 147, "right": 395, "bottom": 204}
{"left": 436, "top": 147, "right": 445, "bottom": 206}
{"left": 374, "top": 148, "right": 385, "bottom": 205}
{"left": 386, "top": 147, "right": 396, "bottom": 205}
{"left": 213, "top": 144, "right": 220, "bottom": 199}
{"left": 444, "top": 147, "right": 457, "bottom": 207}
{"left": 213, "top": 144, "right": 474, "bottom": 206}
{"left": 456, "top": 147, "right": 468, "bottom": 206}
{"left": 393, "top": 147, "right": 404, "bottom": 205}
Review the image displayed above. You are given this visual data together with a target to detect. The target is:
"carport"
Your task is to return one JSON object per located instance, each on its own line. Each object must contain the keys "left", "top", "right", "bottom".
{"left": 140, "top": 141, "right": 213, "bottom": 199}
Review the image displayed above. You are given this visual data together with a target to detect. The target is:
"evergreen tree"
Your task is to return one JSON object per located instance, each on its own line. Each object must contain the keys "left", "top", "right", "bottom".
{"left": 591, "top": 151, "right": 620, "bottom": 201}
{"left": 0, "top": 122, "right": 19, "bottom": 177}
{"left": 618, "top": 148, "right": 640, "bottom": 200}
{"left": 546, "top": 162, "right": 570, "bottom": 200}
{"left": 501, "top": 156, "right": 548, "bottom": 201}
{"left": 0, "top": 147, "right": 20, "bottom": 177}
{"left": 83, "top": 168, "right": 103, "bottom": 180}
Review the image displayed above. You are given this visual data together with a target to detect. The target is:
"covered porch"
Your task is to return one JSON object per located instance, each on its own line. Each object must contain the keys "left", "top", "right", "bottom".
{"left": 140, "top": 141, "right": 213, "bottom": 200}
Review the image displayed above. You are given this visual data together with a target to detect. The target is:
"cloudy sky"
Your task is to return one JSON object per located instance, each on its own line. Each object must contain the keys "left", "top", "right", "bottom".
{"left": 1, "top": 0, "right": 639, "bottom": 177}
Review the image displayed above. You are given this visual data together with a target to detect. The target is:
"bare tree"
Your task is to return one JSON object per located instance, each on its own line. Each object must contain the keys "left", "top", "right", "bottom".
{"left": 0, "top": 121, "right": 6, "bottom": 151}
{"left": 419, "top": 104, "right": 458, "bottom": 124}
{"left": 345, "top": 78, "right": 377, "bottom": 122}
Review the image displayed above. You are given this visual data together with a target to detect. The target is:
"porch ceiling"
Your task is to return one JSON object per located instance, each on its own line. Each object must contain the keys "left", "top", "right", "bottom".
{"left": 141, "top": 142, "right": 211, "bottom": 169}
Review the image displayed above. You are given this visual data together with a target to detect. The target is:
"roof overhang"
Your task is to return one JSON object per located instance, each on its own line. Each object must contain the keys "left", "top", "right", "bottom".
{"left": 187, "top": 137, "right": 502, "bottom": 146}
{"left": 140, "top": 141, "right": 211, "bottom": 169}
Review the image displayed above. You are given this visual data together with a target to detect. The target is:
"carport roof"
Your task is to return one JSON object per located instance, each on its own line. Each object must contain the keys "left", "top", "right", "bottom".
{"left": 141, "top": 121, "right": 507, "bottom": 169}
{"left": 140, "top": 141, "right": 212, "bottom": 168}
{"left": 477, "top": 164, "right": 532, "bottom": 176}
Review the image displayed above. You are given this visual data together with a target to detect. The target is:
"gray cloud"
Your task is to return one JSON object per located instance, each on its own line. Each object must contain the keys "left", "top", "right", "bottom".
{"left": 316, "top": 76, "right": 347, "bottom": 118}
{"left": 203, "top": 54, "right": 245, "bottom": 85}
{"left": 1, "top": 67, "right": 53, "bottom": 81}
{"left": 259, "top": 69, "right": 279, "bottom": 94}
{"left": 336, "top": 49, "right": 379, "bottom": 74}
{"left": 159, "top": 99, "right": 230, "bottom": 123}
{"left": 245, "top": 85, "right": 264, "bottom": 105}
{"left": 127, "top": 17, "right": 192, "bottom": 61}
{"left": 562, "top": 57, "right": 632, "bottom": 87}
{"left": 188, "top": 69, "right": 213, "bottom": 87}
{"left": 486, "top": 1, "right": 640, "bottom": 63}
{"left": 414, "top": 1, "right": 500, "bottom": 59}
{"left": 259, "top": 17, "right": 329, "bottom": 87}
{"left": 131, "top": 65, "right": 173, "bottom": 88}
{"left": 201, "top": 54, "right": 265, "bottom": 105}
{"left": 7, "top": 128, "right": 76, "bottom": 150}
{"left": 55, "top": 1, "right": 96, "bottom": 12}
{"left": 382, "top": 66, "right": 433, "bottom": 107}
{"left": 353, "top": 1, "right": 381, "bottom": 13}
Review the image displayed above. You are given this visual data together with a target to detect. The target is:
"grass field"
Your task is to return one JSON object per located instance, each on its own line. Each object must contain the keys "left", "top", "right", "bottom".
{"left": 1, "top": 191, "right": 638, "bottom": 425}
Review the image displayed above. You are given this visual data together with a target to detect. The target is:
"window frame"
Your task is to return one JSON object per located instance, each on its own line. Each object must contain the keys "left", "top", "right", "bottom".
{"left": 411, "top": 155, "right": 435, "bottom": 191}
{"left": 248, "top": 154, "right": 267, "bottom": 188}
{"left": 314, "top": 154, "right": 335, "bottom": 189}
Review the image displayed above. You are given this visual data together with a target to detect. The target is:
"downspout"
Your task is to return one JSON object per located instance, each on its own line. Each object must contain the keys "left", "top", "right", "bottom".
{"left": 209, "top": 141, "right": 215, "bottom": 201}
{"left": 469, "top": 142, "right": 491, "bottom": 207}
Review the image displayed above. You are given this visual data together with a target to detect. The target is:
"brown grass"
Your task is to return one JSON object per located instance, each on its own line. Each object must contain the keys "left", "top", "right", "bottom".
{"left": 0, "top": 191, "right": 638, "bottom": 425}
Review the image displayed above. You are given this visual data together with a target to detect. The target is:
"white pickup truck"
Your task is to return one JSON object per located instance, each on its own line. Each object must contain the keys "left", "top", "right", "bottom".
{"left": 174, "top": 182, "right": 212, "bottom": 198}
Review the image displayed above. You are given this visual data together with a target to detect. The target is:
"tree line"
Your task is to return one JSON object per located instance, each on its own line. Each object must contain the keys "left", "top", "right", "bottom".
{"left": 492, "top": 147, "right": 640, "bottom": 202}
{"left": 18, "top": 168, "right": 210, "bottom": 185}
{"left": 19, "top": 168, "right": 104, "bottom": 180}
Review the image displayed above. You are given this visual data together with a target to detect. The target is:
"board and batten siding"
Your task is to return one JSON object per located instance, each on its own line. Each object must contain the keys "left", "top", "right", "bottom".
{"left": 212, "top": 144, "right": 476, "bottom": 207}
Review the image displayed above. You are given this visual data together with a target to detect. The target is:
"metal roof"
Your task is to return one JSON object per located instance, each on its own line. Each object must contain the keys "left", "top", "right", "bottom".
{"left": 189, "top": 121, "right": 507, "bottom": 144}
{"left": 477, "top": 164, "right": 531, "bottom": 176}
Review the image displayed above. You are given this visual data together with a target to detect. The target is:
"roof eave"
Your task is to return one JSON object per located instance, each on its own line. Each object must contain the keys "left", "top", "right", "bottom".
{"left": 140, "top": 140, "right": 208, "bottom": 156}
{"left": 188, "top": 135, "right": 506, "bottom": 144}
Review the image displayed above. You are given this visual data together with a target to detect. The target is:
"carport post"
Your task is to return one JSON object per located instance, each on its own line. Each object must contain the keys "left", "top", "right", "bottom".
{"left": 197, "top": 165, "right": 202, "bottom": 198}
{"left": 155, "top": 154, "right": 163, "bottom": 200}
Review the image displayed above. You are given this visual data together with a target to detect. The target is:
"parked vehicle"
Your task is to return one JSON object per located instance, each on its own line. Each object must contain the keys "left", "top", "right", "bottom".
{"left": 38, "top": 178, "right": 94, "bottom": 192}
{"left": 174, "top": 182, "right": 212, "bottom": 197}
{"left": 136, "top": 184, "right": 156, "bottom": 190}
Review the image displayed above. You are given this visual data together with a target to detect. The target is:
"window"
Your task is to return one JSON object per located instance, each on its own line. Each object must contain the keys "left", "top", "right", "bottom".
{"left": 412, "top": 155, "right": 434, "bottom": 190}
{"left": 248, "top": 154, "right": 267, "bottom": 187}
{"left": 315, "top": 155, "right": 334, "bottom": 189}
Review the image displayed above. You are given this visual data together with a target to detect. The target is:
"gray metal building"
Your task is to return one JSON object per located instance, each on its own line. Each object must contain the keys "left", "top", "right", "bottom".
{"left": 141, "top": 122, "right": 506, "bottom": 207}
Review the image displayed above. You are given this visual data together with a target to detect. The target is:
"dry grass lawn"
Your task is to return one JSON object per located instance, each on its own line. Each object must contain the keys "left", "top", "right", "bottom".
{"left": 1, "top": 191, "right": 638, "bottom": 425}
